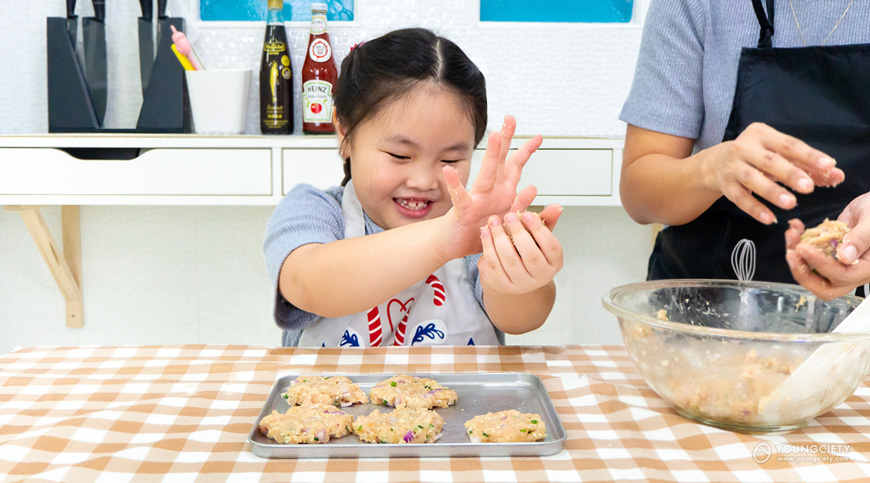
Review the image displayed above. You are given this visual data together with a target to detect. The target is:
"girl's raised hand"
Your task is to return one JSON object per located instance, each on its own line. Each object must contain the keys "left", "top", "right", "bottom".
{"left": 478, "top": 207, "right": 564, "bottom": 295}
{"left": 442, "top": 115, "right": 543, "bottom": 258}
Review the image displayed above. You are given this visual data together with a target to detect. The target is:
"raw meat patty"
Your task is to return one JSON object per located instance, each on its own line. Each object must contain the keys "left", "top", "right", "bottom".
{"left": 464, "top": 409, "right": 546, "bottom": 443}
{"left": 259, "top": 404, "right": 354, "bottom": 444}
{"left": 282, "top": 375, "right": 368, "bottom": 407}
{"left": 354, "top": 407, "right": 444, "bottom": 444}
{"left": 369, "top": 374, "right": 457, "bottom": 409}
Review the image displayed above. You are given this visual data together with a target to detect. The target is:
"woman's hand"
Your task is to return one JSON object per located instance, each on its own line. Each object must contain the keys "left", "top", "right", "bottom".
{"left": 441, "top": 115, "right": 543, "bottom": 258}
{"left": 702, "top": 122, "right": 843, "bottom": 225}
{"left": 478, "top": 206, "right": 563, "bottom": 295}
{"left": 785, "top": 198, "right": 870, "bottom": 300}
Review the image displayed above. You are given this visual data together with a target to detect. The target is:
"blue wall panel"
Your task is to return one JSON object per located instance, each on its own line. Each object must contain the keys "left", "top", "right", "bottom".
{"left": 480, "top": 0, "right": 632, "bottom": 23}
{"left": 201, "top": 0, "right": 354, "bottom": 22}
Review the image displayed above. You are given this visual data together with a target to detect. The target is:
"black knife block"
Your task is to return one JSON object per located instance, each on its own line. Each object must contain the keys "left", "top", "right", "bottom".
{"left": 46, "top": 16, "right": 192, "bottom": 133}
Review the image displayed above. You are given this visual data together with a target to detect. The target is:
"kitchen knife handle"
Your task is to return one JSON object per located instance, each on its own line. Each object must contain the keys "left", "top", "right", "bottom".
{"left": 67, "top": 0, "right": 77, "bottom": 18}
{"left": 157, "top": 0, "right": 167, "bottom": 19}
{"left": 139, "top": 0, "right": 152, "bottom": 21}
{"left": 92, "top": 0, "right": 105, "bottom": 23}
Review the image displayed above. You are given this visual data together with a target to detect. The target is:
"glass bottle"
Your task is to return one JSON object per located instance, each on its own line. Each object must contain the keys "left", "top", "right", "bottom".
{"left": 301, "top": 2, "right": 337, "bottom": 134}
{"left": 260, "top": 0, "right": 292, "bottom": 134}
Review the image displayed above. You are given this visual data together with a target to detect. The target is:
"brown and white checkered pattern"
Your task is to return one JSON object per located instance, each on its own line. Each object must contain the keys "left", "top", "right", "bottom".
{"left": 1, "top": 345, "right": 869, "bottom": 482}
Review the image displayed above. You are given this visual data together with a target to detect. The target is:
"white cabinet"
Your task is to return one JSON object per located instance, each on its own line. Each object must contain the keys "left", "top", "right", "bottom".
{"left": 471, "top": 138, "right": 623, "bottom": 206}
{"left": 519, "top": 149, "right": 612, "bottom": 196}
{"left": 282, "top": 148, "right": 344, "bottom": 194}
{"left": 0, "top": 135, "right": 623, "bottom": 206}
{"left": 0, "top": 148, "right": 271, "bottom": 196}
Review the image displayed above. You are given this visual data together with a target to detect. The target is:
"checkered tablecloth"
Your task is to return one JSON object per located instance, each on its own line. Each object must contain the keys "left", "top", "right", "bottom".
{"left": 1, "top": 345, "right": 870, "bottom": 483}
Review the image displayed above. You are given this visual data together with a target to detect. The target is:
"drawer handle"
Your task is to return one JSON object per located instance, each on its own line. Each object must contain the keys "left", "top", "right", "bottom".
{"left": 59, "top": 147, "right": 142, "bottom": 161}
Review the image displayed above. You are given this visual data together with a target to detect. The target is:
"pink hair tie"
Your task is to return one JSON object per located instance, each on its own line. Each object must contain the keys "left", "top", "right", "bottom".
{"left": 350, "top": 41, "right": 365, "bottom": 52}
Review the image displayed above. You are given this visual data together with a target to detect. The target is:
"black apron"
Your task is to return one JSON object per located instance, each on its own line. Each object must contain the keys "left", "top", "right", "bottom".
{"left": 648, "top": 0, "right": 870, "bottom": 286}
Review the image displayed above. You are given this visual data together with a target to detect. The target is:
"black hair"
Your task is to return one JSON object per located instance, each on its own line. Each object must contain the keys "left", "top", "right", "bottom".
{"left": 334, "top": 28, "right": 487, "bottom": 186}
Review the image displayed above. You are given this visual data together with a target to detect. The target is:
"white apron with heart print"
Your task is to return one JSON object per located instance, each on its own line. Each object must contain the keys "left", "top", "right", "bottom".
{"left": 298, "top": 181, "right": 500, "bottom": 347}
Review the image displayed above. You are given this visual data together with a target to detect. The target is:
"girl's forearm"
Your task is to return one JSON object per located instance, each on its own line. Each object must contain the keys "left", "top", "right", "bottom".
{"left": 482, "top": 280, "right": 555, "bottom": 335}
{"left": 279, "top": 217, "right": 453, "bottom": 317}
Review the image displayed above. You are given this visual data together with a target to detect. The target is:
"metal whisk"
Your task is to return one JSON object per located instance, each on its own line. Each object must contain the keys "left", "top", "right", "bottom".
{"left": 731, "top": 239, "right": 756, "bottom": 281}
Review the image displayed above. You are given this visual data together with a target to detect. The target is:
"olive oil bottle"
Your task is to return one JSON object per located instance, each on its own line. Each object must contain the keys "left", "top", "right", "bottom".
{"left": 260, "top": 0, "right": 292, "bottom": 134}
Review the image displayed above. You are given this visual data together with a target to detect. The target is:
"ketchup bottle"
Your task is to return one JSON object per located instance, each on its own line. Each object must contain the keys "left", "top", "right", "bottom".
{"left": 301, "top": 2, "right": 337, "bottom": 134}
{"left": 260, "top": 0, "right": 292, "bottom": 134}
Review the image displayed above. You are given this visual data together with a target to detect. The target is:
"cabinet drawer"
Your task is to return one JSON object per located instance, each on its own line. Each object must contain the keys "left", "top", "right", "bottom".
{"left": 281, "top": 147, "right": 613, "bottom": 197}
{"left": 0, "top": 148, "right": 271, "bottom": 196}
{"left": 282, "top": 148, "right": 344, "bottom": 194}
{"left": 472, "top": 149, "right": 613, "bottom": 197}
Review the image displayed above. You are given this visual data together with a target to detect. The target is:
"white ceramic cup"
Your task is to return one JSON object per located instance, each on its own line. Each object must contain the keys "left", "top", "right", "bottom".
{"left": 185, "top": 69, "right": 252, "bottom": 135}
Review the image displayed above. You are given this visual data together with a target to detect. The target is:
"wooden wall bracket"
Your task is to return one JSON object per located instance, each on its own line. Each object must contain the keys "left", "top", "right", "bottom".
{"left": 4, "top": 205, "right": 83, "bottom": 327}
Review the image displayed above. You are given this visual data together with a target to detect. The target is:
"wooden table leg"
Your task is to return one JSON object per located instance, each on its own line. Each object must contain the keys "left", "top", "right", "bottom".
{"left": 4, "top": 205, "right": 83, "bottom": 327}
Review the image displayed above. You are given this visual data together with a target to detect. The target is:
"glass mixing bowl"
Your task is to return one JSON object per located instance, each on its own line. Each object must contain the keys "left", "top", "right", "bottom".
{"left": 602, "top": 279, "right": 870, "bottom": 433}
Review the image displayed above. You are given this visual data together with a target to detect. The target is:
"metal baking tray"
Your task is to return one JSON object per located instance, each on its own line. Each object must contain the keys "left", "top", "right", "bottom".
{"left": 249, "top": 373, "right": 566, "bottom": 458}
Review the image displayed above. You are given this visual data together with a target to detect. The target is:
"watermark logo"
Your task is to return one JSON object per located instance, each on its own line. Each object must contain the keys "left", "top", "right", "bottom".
{"left": 752, "top": 442, "right": 852, "bottom": 464}
{"left": 752, "top": 442, "right": 772, "bottom": 464}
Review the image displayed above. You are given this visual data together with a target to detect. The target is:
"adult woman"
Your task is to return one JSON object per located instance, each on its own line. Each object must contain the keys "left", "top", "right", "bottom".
{"left": 619, "top": 0, "right": 870, "bottom": 298}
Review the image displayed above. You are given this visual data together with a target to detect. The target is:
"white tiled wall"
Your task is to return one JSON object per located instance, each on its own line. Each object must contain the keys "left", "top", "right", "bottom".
{"left": 0, "top": 0, "right": 642, "bottom": 135}
{"left": 0, "top": 1, "right": 651, "bottom": 354}
{"left": 0, "top": 205, "right": 649, "bottom": 354}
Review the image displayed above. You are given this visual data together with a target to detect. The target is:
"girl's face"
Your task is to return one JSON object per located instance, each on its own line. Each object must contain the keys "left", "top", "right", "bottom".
{"left": 340, "top": 82, "right": 476, "bottom": 230}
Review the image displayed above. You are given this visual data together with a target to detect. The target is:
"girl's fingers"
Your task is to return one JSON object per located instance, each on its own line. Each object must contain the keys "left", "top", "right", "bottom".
{"left": 482, "top": 211, "right": 562, "bottom": 293}
{"left": 497, "top": 116, "right": 517, "bottom": 179}
{"left": 472, "top": 132, "right": 503, "bottom": 193}
{"left": 539, "top": 204, "right": 563, "bottom": 231}
{"left": 506, "top": 211, "right": 563, "bottom": 279}
{"left": 499, "top": 115, "right": 516, "bottom": 155}
{"left": 506, "top": 213, "right": 548, "bottom": 268}
{"left": 504, "top": 134, "right": 543, "bottom": 185}
{"left": 480, "top": 216, "right": 513, "bottom": 284}
{"left": 491, "top": 214, "right": 531, "bottom": 282}
{"left": 443, "top": 165, "right": 470, "bottom": 212}
{"left": 479, "top": 224, "right": 504, "bottom": 278}
{"left": 509, "top": 185, "right": 538, "bottom": 214}
{"left": 520, "top": 211, "right": 563, "bottom": 267}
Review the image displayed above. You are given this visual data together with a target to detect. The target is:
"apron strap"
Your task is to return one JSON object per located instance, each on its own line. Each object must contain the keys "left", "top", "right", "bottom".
{"left": 751, "top": 0, "right": 776, "bottom": 48}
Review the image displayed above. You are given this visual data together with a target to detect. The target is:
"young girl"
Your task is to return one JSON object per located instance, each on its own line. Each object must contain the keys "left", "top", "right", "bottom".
{"left": 264, "top": 28, "right": 563, "bottom": 347}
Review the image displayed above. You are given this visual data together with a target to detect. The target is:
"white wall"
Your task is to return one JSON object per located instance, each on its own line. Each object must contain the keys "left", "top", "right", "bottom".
{"left": 0, "top": 1, "right": 652, "bottom": 354}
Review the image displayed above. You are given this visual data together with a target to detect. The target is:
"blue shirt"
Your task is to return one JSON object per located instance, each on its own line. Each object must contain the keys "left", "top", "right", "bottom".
{"left": 263, "top": 183, "right": 496, "bottom": 346}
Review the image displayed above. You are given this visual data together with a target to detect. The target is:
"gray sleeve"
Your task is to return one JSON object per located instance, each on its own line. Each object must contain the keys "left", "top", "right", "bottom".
{"left": 620, "top": 0, "right": 707, "bottom": 139}
{"left": 465, "top": 254, "right": 505, "bottom": 345}
{"left": 465, "top": 254, "right": 485, "bottom": 309}
{"left": 263, "top": 184, "right": 344, "bottom": 331}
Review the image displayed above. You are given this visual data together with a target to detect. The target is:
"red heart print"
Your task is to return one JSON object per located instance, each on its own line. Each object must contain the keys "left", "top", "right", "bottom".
{"left": 387, "top": 298, "right": 414, "bottom": 333}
